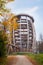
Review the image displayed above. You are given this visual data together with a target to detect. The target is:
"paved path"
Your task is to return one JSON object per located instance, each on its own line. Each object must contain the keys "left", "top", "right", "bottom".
{"left": 13, "top": 55, "right": 33, "bottom": 65}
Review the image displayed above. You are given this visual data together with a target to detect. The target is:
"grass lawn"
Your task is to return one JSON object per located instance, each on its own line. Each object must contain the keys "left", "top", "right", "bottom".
{"left": 26, "top": 53, "right": 43, "bottom": 65}
{"left": 35, "top": 54, "right": 43, "bottom": 65}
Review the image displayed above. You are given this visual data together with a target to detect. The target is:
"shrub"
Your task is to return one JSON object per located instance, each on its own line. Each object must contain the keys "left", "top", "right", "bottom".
{"left": 0, "top": 30, "right": 8, "bottom": 65}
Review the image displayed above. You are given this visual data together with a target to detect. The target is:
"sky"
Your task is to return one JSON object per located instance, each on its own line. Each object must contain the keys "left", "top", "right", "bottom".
{"left": 6, "top": 0, "right": 43, "bottom": 40}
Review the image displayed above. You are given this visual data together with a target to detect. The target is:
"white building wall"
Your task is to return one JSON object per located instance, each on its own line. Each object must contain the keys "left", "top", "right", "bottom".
{"left": 14, "top": 14, "right": 36, "bottom": 52}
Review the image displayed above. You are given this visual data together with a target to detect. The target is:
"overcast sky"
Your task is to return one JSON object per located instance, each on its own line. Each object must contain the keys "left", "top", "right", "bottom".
{"left": 6, "top": 0, "right": 43, "bottom": 40}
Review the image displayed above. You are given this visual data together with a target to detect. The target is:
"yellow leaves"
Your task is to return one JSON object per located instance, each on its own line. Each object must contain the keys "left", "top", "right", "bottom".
{"left": 13, "top": 21, "right": 19, "bottom": 30}
{"left": 2, "top": 13, "right": 19, "bottom": 31}
{"left": 2, "top": 21, "right": 8, "bottom": 27}
{"left": 8, "top": 21, "right": 11, "bottom": 26}
{"left": 8, "top": 14, "right": 14, "bottom": 22}
{"left": 7, "top": 13, "right": 19, "bottom": 30}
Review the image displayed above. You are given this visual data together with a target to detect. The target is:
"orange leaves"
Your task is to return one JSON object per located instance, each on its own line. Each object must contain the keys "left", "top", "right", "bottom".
{"left": 7, "top": 14, "right": 19, "bottom": 30}
{"left": 13, "top": 21, "right": 19, "bottom": 30}
{"left": 2, "top": 21, "right": 8, "bottom": 27}
{"left": 12, "top": 17, "right": 19, "bottom": 30}
{"left": 8, "top": 14, "right": 14, "bottom": 22}
{"left": 2, "top": 13, "right": 19, "bottom": 31}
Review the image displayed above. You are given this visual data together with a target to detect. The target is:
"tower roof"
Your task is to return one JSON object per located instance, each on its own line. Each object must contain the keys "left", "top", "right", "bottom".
{"left": 17, "top": 14, "right": 34, "bottom": 22}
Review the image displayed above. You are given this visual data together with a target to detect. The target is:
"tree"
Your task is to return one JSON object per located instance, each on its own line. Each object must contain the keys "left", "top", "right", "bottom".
{"left": 0, "top": 30, "right": 8, "bottom": 57}
{"left": 39, "top": 34, "right": 43, "bottom": 53}
{"left": 0, "top": 30, "right": 8, "bottom": 65}
{"left": 0, "top": 0, "right": 19, "bottom": 54}
{"left": 2, "top": 14, "right": 19, "bottom": 54}
{"left": 0, "top": 0, "right": 14, "bottom": 13}
{"left": 0, "top": 0, "right": 19, "bottom": 45}
{"left": 0, "top": 0, "right": 14, "bottom": 23}
{"left": 2, "top": 13, "right": 19, "bottom": 44}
